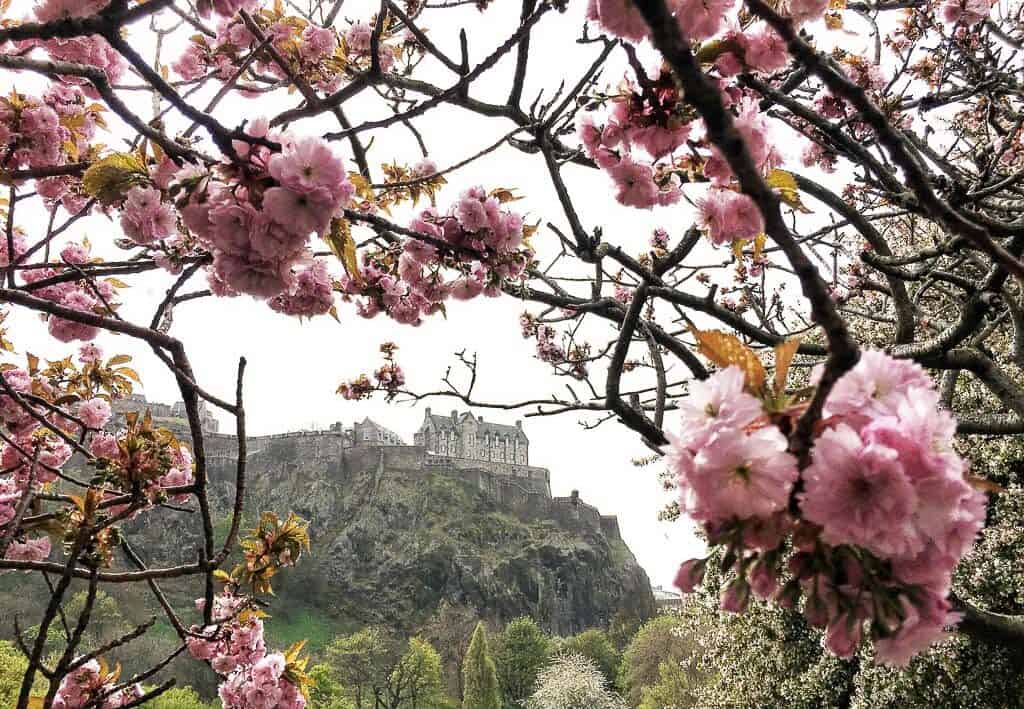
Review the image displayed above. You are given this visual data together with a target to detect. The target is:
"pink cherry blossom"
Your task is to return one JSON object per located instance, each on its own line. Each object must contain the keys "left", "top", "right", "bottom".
{"left": 586, "top": 0, "right": 650, "bottom": 41}
{"left": 940, "top": 0, "right": 990, "bottom": 25}
{"left": 608, "top": 157, "right": 659, "bottom": 209}
{"left": 5, "top": 536, "right": 51, "bottom": 564}
{"left": 800, "top": 423, "right": 920, "bottom": 558}
{"left": 90, "top": 431, "right": 121, "bottom": 459}
{"left": 873, "top": 591, "right": 959, "bottom": 666}
{"left": 697, "top": 189, "right": 765, "bottom": 245}
{"left": 675, "top": 366, "right": 763, "bottom": 449}
{"left": 78, "top": 397, "right": 111, "bottom": 429}
{"left": 33, "top": 0, "right": 109, "bottom": 22}
{"left": 674, "top": 558, "right": 707, "bottom": 593}
{"left": 268, "top": 259, "right": 335, "bottom": 318}
{"left": 744, "top": 27, "right": 789, "bottom": 73}
{"left": 119, "top": 187, "right": 176, "bottom": 245}
{"left": 824, "top": 612, "right": 864, "bottom": 658}
{"left": 676, "top": 0, "right": 735, "bottom": 40}
{"left": 823, "top": 350, "right": 932, "bottom": 422}
{"left": 48, "top": 290, "right": 99, "bottom": 342}
{"left": 785, "top": 0, "right": 829, "bottom": 24}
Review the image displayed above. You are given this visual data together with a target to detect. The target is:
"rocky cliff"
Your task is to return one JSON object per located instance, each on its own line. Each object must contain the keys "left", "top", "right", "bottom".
{"left": 115, "top": 427, "right": 655, "bottom": 641}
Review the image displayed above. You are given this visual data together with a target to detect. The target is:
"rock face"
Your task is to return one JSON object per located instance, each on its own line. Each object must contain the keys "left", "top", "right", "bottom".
{"left": 104, "top": 399, "right": 655, "bottom": 638}
{"left": 198, "top": 441, "right": 655, "bottom": 636}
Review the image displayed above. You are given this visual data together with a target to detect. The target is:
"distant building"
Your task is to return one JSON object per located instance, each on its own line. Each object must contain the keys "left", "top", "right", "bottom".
{"left": 331, "top": 417, "right": 405, "bottom": 446}
{"left": 112, "top": 394, "right": 219, "bottom": 434}
{"left": 414, "top": 408, "right": 528, "bottom": 465}
{"left": 652, "top": 585, "right": 683, "bottom": 612}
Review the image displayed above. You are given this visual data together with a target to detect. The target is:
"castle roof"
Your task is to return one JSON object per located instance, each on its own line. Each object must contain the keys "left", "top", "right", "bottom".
{"left": 422, "top": 409, "right": 528, "bottom": 441}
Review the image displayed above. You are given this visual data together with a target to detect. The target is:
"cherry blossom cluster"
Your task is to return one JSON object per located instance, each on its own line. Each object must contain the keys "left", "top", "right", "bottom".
{"left": 267, "top": 259, "right": 336, "bottom": 318}
{"left": 187, "top": 591, "right": 307, "bottom": 708}
{"left": 8, "top": 1, "right": 126, "bottom": 92}
{"left": 90, "top": 421, "right": 195, "bottom": 514}
{"left": 337, "top": 342, "right": 406, "bottom": 402}
{"left": 168, "top": 126, "right": 354, "bottom": 300}
{"left": 668, "top": 351, "right": 986, "bottom": 665}
{"left": 173, "top": 7, "right": 411, "bottom": 91}
{"left": 20, "top": 240, "right": 120, "bottom": 342}
{"left": 52, "top": 659, "right": 142, "bottom": 709}
{"left": 186, "top": 592, "right": 268, "bottom": 675}
{"left": 339, "top": 187, "right": 532, "bottom": 325}
{"left": 0, "top": 85, "right": 101, "bottom": 213}
{"left": 519, "top": 312, "right": 592, "bottom": 379}
{"left": 218, "top": 652, "right": 307, "bottom": 709}
{"left": 579, "top": 0, "right": 834, "bottom": 247}
{"left": 1, "top": 0, "right": 124, "bottom": 108}
{"left": 0, "top": 344, "right": 171, "bottom": 564}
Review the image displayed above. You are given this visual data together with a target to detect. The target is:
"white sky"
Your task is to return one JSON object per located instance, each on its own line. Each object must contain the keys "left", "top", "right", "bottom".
{"left": 5, "top": 0, "right": 877, "bottom": 587}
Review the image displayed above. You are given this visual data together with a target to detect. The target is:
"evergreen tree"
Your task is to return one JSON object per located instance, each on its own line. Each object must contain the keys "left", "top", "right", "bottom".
{"left": 461, "top": 623, "right": 501, "bottom": 709}
{"left": 491, "top": 617, "right": 550, "bottom": 708}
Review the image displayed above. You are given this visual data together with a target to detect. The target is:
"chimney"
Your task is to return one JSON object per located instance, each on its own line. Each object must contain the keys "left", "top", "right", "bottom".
{"left": 515, "top": 420, "right": 522, "bottom": 428}
{"left": 451, "top": 409, "right": 458, "bottom": 422}
{"left": 479, "top": 416, "right": 483, "bottom": 422}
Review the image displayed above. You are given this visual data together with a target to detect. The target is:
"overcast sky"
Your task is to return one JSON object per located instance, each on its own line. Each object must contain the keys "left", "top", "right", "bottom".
{"left": 6, "top": 0, "right": 875, "bottom": 588}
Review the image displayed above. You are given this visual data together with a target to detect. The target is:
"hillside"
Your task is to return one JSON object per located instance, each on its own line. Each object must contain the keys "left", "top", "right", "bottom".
{"left": 0, "top": 405, "right": 654, "bottom": 696}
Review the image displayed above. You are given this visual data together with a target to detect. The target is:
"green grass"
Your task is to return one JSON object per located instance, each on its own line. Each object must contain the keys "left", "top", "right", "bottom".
{"left": 264, "top": 607, "right": 348, "bottom": 657}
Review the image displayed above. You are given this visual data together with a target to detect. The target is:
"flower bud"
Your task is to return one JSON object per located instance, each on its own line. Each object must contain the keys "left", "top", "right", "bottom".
{"left": 824, "top": 612, "right": 863, "bottom": 658}
{"left": 804, "top": 591, "right": 830, "bottom": 628}
{"left": 749, "top": 559, "right": 779, "bottom": 600}
{"left": 720, "top": 578, "right": 750, "bottom": 614}
{"left": 674, "top": 558, "right": 707, "bottom": 593}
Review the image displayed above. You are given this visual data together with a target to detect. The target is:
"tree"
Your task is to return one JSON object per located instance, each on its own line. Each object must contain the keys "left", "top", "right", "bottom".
{"left": 4, "top": 0, "right": 1024, "bottom": 704}
{"left": 308, "top": 662, "right": 352, "bottom": 709}
{"left": 618, "top": 614, "right": 697, "bottom": 706}
{"left": 558, "top": 630, "right": 621, "bottom": 690}
{"left": 528, "top": 653, "right": 626, "bottom": 709}
{"left": 388, "top": 637, "right": 450, "bottom": 709}
{"left": 638, "top": 660, "right": 693, "bottom": 709}
{"left": 325, "top": 626, "right": 402, "bottom": 709}
{"left": 461, "top": 623, "right": 501, "bottom": 709}
{"left": 492, "top": 618, "right": 551, "bottom": 708}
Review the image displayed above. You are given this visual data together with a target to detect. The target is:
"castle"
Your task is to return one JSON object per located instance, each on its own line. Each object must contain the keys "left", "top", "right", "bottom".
{"left": 112, "top": 396, "right": 623, "bottom": 541}
{"left": 414, "top": 409, "right": 529, "bottom": 466}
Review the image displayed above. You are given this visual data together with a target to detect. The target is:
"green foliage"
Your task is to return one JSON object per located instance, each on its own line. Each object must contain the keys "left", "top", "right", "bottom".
{"left": 617, "top": 614, "right": 696, "bottom": 706}
{"left": 461, "top": 623, "right": 501, "bottom": 709}
{"left": 638, "top": 660, "right": 692, "bottom": 709}
{"left": 64, "top": 589, "right": 131, "bottom": 650}
{"left": 326, "top": 626, "right": 401, "bottom": 708}
{"left": 323, "top": 629, "right": 452, "bottom": 708}
{"left": 0, "top": 640, "right": 29, "bottom": 707}
{"left": 391, "top": 637, "right": 449, "bottom": 708}
{"left": 558, "top": 629, "right": 621, "bottom": 690}
{"left": 145, "top": 687, "right": 219, "bottom": 709}
{"left": 491, "top": 617, "right": 550, "bottom": 708}
{"left": 308, "top": 663, "right": 353, "bottom": 709}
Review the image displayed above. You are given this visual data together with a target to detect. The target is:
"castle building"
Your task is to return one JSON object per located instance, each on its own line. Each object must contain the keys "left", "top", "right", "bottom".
{"left": 112, "top": 394, "right": 220, "bottom": 434}
{"left": 414, "top": 408, "right": 529, "bottom": 465}
{"left": 99, "top": 399, "right": 625, "bottom": 546}
{"left": 330, "top": 418, "right": 405, "bottom": 446}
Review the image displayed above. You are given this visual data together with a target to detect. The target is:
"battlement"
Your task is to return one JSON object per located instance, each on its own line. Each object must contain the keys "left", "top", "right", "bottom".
{"left": 111, "top": 398, "right": 620, "bottom": 541}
